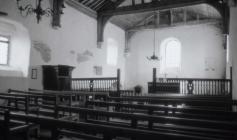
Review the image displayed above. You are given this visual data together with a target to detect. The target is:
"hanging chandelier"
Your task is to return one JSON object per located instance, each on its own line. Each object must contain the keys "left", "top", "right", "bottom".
{"left": 16, "top": 0, "right": 65, "bottom": 23}
{"left": 147, "top": 11, "right": 161, "bottom": 61}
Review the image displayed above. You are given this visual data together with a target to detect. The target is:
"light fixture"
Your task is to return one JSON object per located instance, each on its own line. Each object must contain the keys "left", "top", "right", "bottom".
{"left": 147, "top": 11, "right": 161, "bottom": 61}
{"left": 16, "top": 0, "right": 65, "bottom": 23}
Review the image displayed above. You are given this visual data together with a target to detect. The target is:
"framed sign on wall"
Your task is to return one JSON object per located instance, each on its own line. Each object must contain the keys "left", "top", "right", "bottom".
{"left": 31, "top": 69, "right": 37, "bottom": 79}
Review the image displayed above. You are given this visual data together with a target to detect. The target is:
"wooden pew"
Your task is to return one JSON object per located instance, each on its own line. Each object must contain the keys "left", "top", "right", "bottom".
{"left": 3, "top": 110, "right": 236, "bottom": 140}
{"left": 0, "top": 110, "right": 39, "bottom": 140}
{"left": 3, "top": 89, "right": 236, "bottom": 140}
{"left": 6, "top": 89, "right": 108, "bottom": 118}
{"left": 108, "top": 96, "right": 232, "bottom": 110}
{"left": 0, "top": 92, "right": 35, "bottom": 114}
{"left": 56, "top": 105, "right": 236, "bottom": 140}
{"left": 86, "top": 100, "right": 237, "bottom": 120}
{"left": 1, "top": 89, "right": 236, "bottom": 140}
{"left": 27, "top": 88, "right": 109, "bottom": 105}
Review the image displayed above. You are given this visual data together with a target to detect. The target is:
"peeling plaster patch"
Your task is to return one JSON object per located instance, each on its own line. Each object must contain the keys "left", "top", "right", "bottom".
{"left": 33, "top": 41, "right": 51, "bottom": 63}
{"left": 83, "top": 50, "right": 93, "bottom": 57}
{"left": 70, "top": 50, "right": 75, "bottom": 55}
{"left": 77, "top": 50, "right": 93, "bottom": 63}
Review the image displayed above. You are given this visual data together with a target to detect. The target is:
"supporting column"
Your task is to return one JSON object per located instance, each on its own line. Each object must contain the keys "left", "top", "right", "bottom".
{"left": 229, "top": 5, "right": 237, "bottom": 100}
{"left": 124, "top": 31, "right": 136, "bottom": 57}
{"left": 117, "top": 69, "right": 121, "bottom": 96}
{"left": 52, "top": 0, "right": 65, "bottom": 28}
{"left": 152, "top": 68, "right": 157, "bottom": 93}
{"left": 97, "top": 15, "right": 111, "bottom": 48}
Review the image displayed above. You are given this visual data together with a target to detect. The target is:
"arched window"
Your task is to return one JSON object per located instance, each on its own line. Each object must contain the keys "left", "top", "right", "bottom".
{"left": 0, "top": 36, "right": 10, "bottom": 65}
{"left": 160, "top": 38, "right": 181, "bottom": 74}
{"left": 107, "top": 38, "right": 118, "bottom": 66}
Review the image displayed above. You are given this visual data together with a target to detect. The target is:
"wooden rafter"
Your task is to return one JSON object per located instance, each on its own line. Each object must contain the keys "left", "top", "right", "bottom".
{"left": 100, "top": 0, "right": 223, "bottom": 16}
{"left": 96, "top": 0, "right": 229, "bottom": 43}
{"left": 66, "top": 0, "right": 97, "bottom": 18}
{"left": 52, "top": 0, "right": 65, "bottom": 28}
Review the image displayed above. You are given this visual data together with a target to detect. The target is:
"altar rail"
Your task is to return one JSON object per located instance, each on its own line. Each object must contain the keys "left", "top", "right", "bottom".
{"left": 150, "top": 68, "right": 232, "bottom": 96}
{"left": 71, "top": 69, "right": 120, "bottom": 93}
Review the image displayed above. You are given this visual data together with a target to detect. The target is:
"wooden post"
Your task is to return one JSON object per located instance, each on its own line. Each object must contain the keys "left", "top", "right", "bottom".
{"left": 52, "top": 0, "right": 64, "bottom": 28}
{"left": 131, "top": 119, "right": 137, "bottom": 128}
{"left": 35, "top": 97, "right": 39, "bottom": 116}
{"left": 25, "top": 95, "right": 29, "bottom": 115}
{"left": 187, "top": 80, "right": 194, "bottom": 94}
{"left": 7, "top": 89, "right": 11, "bottom": 93}
{"left": 148, "top": 109, "right": 153, "bottom": 129}
{"left": 103, "top": 135, "right": 112, "bottom": 140}
{"left": 152, "top": 68, "right": 157, "bottom": 93}
{"left": 89, "top": 80, "right": 94, "bottom": 92}
{"left": 54, "top": 95, "right": 59, "bottom": 119}
{"left": 69, "top": 95, "right": 72, "bottom": 116}
{"left": 4, "top": 110, "right": 10, "bottom": 140}
{"left": 117, "top": 69, "right": 121, "bottom": 97}
{"left": 51, "top": 128, "right": 59, "bottom": 140}
{"left": 230, "top": 66, "right": 233, "bottom": 99}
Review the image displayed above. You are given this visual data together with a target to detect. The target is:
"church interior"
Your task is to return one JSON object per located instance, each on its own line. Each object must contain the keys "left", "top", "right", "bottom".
{"left": 0, "top": 0, "right": 237, "bottom": 140}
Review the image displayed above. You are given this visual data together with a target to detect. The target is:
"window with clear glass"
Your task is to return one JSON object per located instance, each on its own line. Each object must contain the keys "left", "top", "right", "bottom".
{"left": 107, "top": 38, "right": 118, "bottom": 66}
{"left": 165, "top": 39, "right": 181, "bottom": 68}
{"left": 0, "top": 36, "right": 9, "bottom": 65}
{"left": 160, "top": 38, "right": 181, "bottom": 73}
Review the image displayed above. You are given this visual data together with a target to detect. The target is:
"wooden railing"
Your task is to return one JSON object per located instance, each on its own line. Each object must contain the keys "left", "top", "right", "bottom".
{"left": 150, "top": 68, "right": 232, "bottom": 96}
{"left": 71, "top": 69, "right": 120, "bottom": 93}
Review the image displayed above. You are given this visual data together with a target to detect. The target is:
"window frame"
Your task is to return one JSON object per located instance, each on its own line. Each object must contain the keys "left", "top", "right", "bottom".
{"left": 164, "top": 40, "right": 182, "bottom": 68}
{"left": 160, "top": 37, "right": 182, "bottom": 74}
{"left": 107, "top": 38, "right": 118, "bottom": 66}
{"left": 0, "top": 35, "right": 10, "bottom": 66}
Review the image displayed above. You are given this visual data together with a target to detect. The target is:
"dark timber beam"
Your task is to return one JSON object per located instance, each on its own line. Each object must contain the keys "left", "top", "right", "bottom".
{"left": 66, "top": 0, "right": 97, "bottom": 19}
{"left": 97, "top": 0, "right": 125, "bottom": 44}
{"left": 97, "top": 15, "right": 111, "bottom": 47}
{"left": 127, "top": 19, "right": 222, "bottom": 32}
{"left": 52, "top": 0, "right": 65, "bottom": 28}
{"left": 97, "top": 0, "right": 229, "bottom": 43}
{"left": 100, "top": 0, "right": 212, "bottom": 16}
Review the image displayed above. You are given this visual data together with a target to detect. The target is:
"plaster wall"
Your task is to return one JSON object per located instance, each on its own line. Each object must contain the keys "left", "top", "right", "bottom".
{"left": 229, "top": 7, "right": 237, "bottom": 100}
{"left": 125, "top": 24, "right": 226, "bottom": 92}
{"left": 0, "top": 0, "right": 126, "bottom": 90}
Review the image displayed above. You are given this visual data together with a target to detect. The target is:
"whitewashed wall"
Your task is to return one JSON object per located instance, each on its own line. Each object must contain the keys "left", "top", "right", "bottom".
{"left": 0, "top": 0, "right": 126, "bottom": 91}
{"left": 125, "top": 24, "right": 226, "bottom": 92}
{"left": 229, "top": 7, "right": 237, "bottom": 100}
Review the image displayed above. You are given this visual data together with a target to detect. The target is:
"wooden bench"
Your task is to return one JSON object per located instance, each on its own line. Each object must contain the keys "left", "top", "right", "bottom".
{"left": 3, "top": 110, "right": 236, "bottom": 140}
{"left": 0, "top": 110, "right": 40, "bottom": 140}
{"left": 55, "top": 105, "right": 237, "bottom": 140}
{"left": 86, "top": 100, "right": 237, "bottom": 120}
{"left": 2, "top": 89, "right": 236, "bottom": 140}
{"left": 108, "top": 96, "right": 233, "bottom": 110}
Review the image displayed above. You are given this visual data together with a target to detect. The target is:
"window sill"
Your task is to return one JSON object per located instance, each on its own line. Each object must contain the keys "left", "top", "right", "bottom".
{"left": 0, "top": 66, "right": 23, "bottom": 77}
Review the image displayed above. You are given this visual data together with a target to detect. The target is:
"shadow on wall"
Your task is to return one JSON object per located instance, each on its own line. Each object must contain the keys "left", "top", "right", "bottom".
{"left": 0, "top": 17, "right": 31, "bottom": 77}
{"left": 0, "top": 76, "right": 28, "bottom": 105}
{"left": 0, "top": 17, "right": 31, "bottom": 91}
{"left": 0, "top": 76, "right": 28, "bottom": 92}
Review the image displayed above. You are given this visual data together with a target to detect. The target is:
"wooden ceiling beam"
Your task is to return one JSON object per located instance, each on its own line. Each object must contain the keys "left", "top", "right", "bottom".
{"left": 83, "top": 0, "right": 94, "bottom": 7}
{"left": 127, "top": 18, "right": 222, "bottom": 32}
{"left": 66, "top": 0, "right": 97, "bottom": 18}
{"left": 89, "top": 0, "right": 104, "bottom": 9}
{"left": 99, "top": 0, "right": 220, "bottom": 16}
{"left": 95, "top": 0, "right": 110, "bottom": 11}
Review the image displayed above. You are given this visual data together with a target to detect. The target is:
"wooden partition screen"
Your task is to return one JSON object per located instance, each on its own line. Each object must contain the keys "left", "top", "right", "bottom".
{"left": 71, "top": 69, "right": 121, "bottom": 93}
{"left": 149, "top": 68, "right": 232, "bottom": 97}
